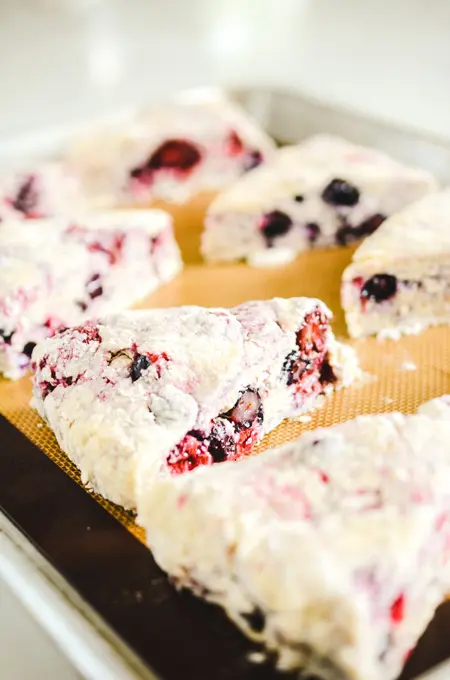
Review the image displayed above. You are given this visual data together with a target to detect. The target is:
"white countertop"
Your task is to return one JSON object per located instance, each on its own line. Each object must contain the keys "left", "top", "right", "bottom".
{"left": 1, "top": 1, "right": 450, "bottom": 678}
{"left": 0, "top": 0, "right": 450, "bottom": 142}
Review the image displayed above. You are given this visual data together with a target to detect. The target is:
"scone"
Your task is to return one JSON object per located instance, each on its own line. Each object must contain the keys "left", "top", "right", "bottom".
{"left": 65, "top": 96, "right": 276, "bottom": 207}
{"left": 0, "top": 210, "right": 181, "bottom": 379}
{"left": 342, "top": 190, "right": 450, "bottom": 338}
{"left": 0, "top": 162, "right": 85, "bottom": 220}
{"left": 202, "top": 135, "right": 436, "bottom": 266}
{"left": 31, "top": 299, "right": 358, "bottom": 508}
{"left": 138, "top": 395, "right": 450, "bottom": 680}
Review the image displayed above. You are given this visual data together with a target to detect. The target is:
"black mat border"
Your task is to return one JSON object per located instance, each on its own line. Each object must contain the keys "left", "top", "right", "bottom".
{"left": 0, "top": 414, "right": 448, "bottom": 680}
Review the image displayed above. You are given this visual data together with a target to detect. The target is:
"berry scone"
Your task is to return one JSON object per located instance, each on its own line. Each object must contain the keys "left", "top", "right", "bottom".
{"left": 342, "top": 190, "right": 450, "bottom": 338}
{"left": 31, "top": 299, "right": 358, "bottom": 509}
{"left": 65, "top": 97, "right": 276, "bottom": 208}
{"left": 0, "top": 162, "right": 85, "bottom": 220}
{"left": 0, "top": 210, "right": 181, "bottom": 379}
{"left": 138, "top": 395, "right": 450, "bottom": 680}
{"left": 202, "top": 135, "right": 436, "bottom": 266}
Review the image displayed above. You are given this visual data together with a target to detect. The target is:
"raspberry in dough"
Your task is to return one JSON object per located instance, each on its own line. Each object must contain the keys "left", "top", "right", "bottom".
{"left": 31, "top": 298, "right": 358, "bottom": 509}
{"left": 138, "top": 395, "right": 450, "bottom": 680}
{"left": 342, "top": 191, "right": 450, "bottom": 338}
{"left": 0, "top": 210, "right": 181, "bottom": 379}
{"left": 65, "top": 96, "right": 276, "bottom": 207}
{"left": 0, "top": 162, "right": 85, "bottom": 220}
{"left": 202, "top": 135, "right": 436, "bottom": 267}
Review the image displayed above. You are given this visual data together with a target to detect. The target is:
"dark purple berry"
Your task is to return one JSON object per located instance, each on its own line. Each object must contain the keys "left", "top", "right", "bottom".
{"left": 283, "top": 351, "right": 308, "bottom": 386}
{"left": 13, "top": 177, "right": 38, "bottom": 215}
{"left": 260, "top": 211, "right": 292, "bottom": 244}
{"left": 322, "top": 178, "right": 360, "bottom": 207}
{"left": 90, "top": 287, "right": 103, "bottom": 300}
{"left": 337, "top": 213, "right": 386, "bottom": 246}
{"left": 294, "top": 194, "right": 304, "bottom": 203}
{"left": 130, "top": 167, "right": 144, "bottom": 179}
{"left": 40, "top": 381, "right": 56, "bottom": 399}
{"left": 76, "top": 301, "right": 88, "bottom": 312}
{"left": 148, "top": 139, "right": 201, "bottom": 172}
{"left": 0, "top": 328, "right": 14, "bottom": 344}
{"left": 187, "top": 429, "right": 205, "bottom": 441}
{"left": 319, "top": 358, "right": 337, "bottom": 385}
{"left": 356, "top": 213, "right": 386, "bottom": 237}
{"left": 22, "top": 342, "right": 37, "bottom": 358}
{"left": 187, "top": 430, "right": 206, "bottom": 442}
{"left": 306, "top": 222, "right": 321, "bottom": 244}
{"left": 361, "top": 274, "right": 398, "bottom": 303}
{"left": 86, "top": 273, "right": 103, "bottom": 300}
{"left": 242, "top": 607, "right": 265, "bottom": 633}
{"left": 243, "top": 149, "right": 263, "bottom": 171}
{"left": 223, "top": 388, "right": 263, "bottom": 429}
{"left": 208, "top": 419, "right": 237, "bottom": 463}
{"left": 130, "top": 354, "right": 151, "bottom": 382}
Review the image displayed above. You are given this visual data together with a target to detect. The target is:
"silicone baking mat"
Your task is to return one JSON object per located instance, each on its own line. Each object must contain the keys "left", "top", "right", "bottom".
{"left": 1, "top": 194, "right": 450, "bottom": 545}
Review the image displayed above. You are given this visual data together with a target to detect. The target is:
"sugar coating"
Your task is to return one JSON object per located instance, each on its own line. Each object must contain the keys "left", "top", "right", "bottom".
{"left": 31, "top": 298, "right": 359, "bottom": 509}
{"left": 65, "top": 96, "right": 276, "bottom": 207}
{"left": 342, "top": 191, "right": 450, "bottom": 338}
{"left": 139, "top": 395, "right": 450, "bottom": 680}
{"left": 202, "top": 135, "right": 436, "bottom": 265}
{"left": 0, "top": 161, "right": 86, "bottom": 220}
{"left": 0, "top": 210, "right": 181, "bottom": 379}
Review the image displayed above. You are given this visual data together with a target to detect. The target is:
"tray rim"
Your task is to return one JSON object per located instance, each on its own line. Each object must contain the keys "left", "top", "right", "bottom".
{"left": 1, "top": 85, "right": 450, "bottom": 161}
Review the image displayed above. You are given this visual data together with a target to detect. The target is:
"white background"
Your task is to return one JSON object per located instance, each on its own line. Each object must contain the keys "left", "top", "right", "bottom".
{"left": 0, "top": 0, "right": 449, "bottom": 140}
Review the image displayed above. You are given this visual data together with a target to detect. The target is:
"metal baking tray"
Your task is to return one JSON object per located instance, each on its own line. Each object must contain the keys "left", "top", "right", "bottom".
{"left": 1, "top": 88, "right": 450, "bottom": 680}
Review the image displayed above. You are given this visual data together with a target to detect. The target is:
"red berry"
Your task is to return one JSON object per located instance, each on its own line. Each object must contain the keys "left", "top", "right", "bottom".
{"left": 297, "top": 310, "right": 328, "bottom": 358}
{"left": 147, "top": 139, "right": 201, "bottom": 172}
{"left": 226, "top": 130, "right": 244, "bottom": 156}
{"left": 167, "top": 431, "right": 212, "bottom": 475}
{"left": 390, "top": 594, "right": 405, "bottom": 624}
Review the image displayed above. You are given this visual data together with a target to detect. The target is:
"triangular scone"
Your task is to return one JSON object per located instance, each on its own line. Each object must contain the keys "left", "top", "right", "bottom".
{"left": 31, "top": 299, "right": 358, "bottom": 509}
{"left": 0, "top": 210, "right": 181, "bottom": 379}
{"left": 202, "top": 135, "right": 436, "bottom": 266}
{"left": 342, "top": 190, "right": 450, "bottom": 338}
{"left": 138, "top": 396, "right": 450, "bottom": 680}
{"left": 65, "top": 95, "right": 276, "bottom": 208}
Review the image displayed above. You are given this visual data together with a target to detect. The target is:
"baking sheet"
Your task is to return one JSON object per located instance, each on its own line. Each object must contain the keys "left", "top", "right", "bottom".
{"left": 2, "top": 199, "right": 450, "bottom": 542}
{"left": 1, "top": 89, "right": 450, "bottom": 680}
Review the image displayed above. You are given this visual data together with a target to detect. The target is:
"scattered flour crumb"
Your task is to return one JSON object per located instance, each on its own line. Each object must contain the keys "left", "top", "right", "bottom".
{"left": 86, "top": 526, "right": 91, "bottom": 531}
{"left": 296, "top": 414, "right": 312, "bottom": 424}
{"left": 381, "top": 396, "right": 394, "bottom": 405}
{"left": 36, "top": 422, "right": 43, "bottom": 429}
{"left": 247, "top": 651, "right": 266, "bottom": 664}
{"left": 399, "top": 360, "right": 417, "bottom": 372}
{"left": 135, "top": 591, "right": 143, "bottom": 603}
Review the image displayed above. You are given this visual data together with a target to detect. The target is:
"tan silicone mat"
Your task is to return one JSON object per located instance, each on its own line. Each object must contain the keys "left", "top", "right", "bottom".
{"left": 1, "top": 195, "right": 450, "bottom": 544}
